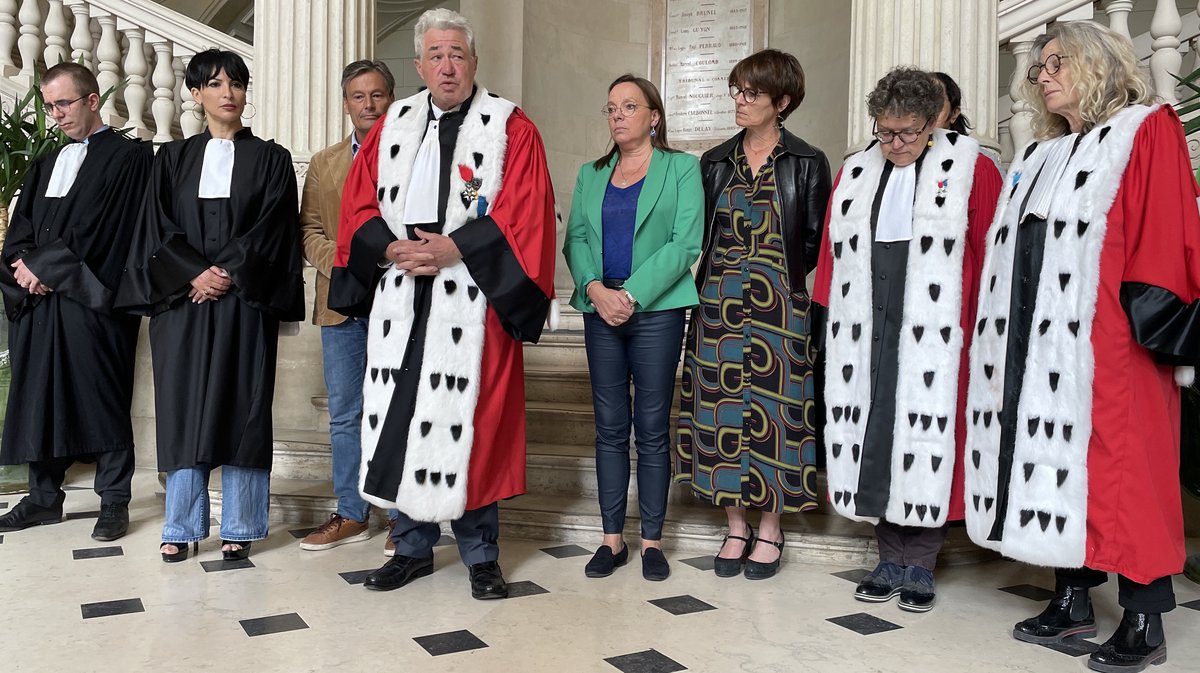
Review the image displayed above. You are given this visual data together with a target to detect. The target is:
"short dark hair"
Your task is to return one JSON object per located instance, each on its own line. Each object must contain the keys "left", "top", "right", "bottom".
{"left": 185, "top": 48, "right": 250, "bottom": 90}
{"left": 866, "top": 67, "right": 944, "bottom": 124}
{"left": 43, "top": 62, "right": 99, "bottom": 98}
{"left": 932, "top": 71, "right": 973, "bottom": 135}
{"left": 727, "top": 48, "right": 806, "bottom": 121}
{"left": 592, "top": 74, "right": 677, "bottom": 170}
{"left": 341, "top": 60, "right": 395, "bottom": 99}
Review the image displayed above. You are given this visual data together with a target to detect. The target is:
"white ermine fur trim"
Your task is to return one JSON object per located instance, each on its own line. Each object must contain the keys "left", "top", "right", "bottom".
{"left": 964, "top": 105, "right": 1157, "bottom": 567}
{"left": 825, "top": 129, "right": 979, "bottom": 527}
{"left": 358, "top": 87, "right": 516, "bottom": 522}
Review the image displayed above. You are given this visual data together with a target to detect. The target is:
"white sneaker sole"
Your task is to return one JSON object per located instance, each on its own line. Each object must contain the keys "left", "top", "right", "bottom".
{"left": 299, "top": 529, "right": 372, "bottom": 551}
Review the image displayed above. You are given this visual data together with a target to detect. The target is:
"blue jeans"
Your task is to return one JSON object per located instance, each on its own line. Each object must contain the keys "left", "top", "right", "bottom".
{"left": 583, "top": 308, "right": 686, "bottom": 540}
{"left": 322, "top": 318, "right": 371, "bottom": 523}
{"left": 162, "top": 464, "right": 270, "bottom": 543}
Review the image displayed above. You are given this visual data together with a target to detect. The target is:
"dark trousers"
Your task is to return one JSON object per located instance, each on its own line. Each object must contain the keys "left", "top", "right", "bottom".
{"left": 389, "top": 502, "right": 499, "bottom": 566}
{"left": 27, "top": 451, "right": 134, "bottom": 509}
{"left": 1057, "top": 567, "right": 1176, "bottom": 613}
{"left": 875, "top": 520, "right": 949, "bottom": 570}
{"left": 583, "top": 309, "right": 686, "bottom": 540}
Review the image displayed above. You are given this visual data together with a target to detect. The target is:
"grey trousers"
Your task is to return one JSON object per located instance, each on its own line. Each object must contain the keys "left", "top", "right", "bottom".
{"left": 874, "top": 520, "right": 949, "bottom": 570}
{"left": 389, "top": 502, "right": 499, "bottom": 566}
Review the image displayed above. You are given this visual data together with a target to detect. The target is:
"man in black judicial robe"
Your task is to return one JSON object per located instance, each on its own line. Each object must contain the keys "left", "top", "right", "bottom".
{"left": 0, "top": 62, "right": 151, "bottom": 541}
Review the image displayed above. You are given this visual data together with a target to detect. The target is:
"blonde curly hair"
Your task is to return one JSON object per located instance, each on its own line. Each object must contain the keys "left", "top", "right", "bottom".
{"left": 1019, "top": 21, "right": 1154, "bottom": 139}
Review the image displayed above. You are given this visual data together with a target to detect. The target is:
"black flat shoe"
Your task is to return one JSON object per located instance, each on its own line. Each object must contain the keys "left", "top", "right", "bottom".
{"left": 898, "top": 565, "right": 936, "bottom": 612}
{"left": 641, "top": 547, "right": 670, "bottom": 582}
{"left": 713, "top": 525, "right": 754, "bottom": 578}
{"left": 221, "top": 540, "right": 252, "bottom": 561}
{"left": 744, "top": 532, "right": 784, "bottom": 580}
{"left": 92, "top": 504, "right": 129, "bottom": 541}
{"left": 363, "top": 554, "right": 434, "bottom": 591}
{"left": 855, "top": 561, "right": 905, "bottom": 602}
{"left": 1013, "top": 585, "right": 1097, "bottom": 644}
{"left": 469, "top": 560, "right": 508, "bottom": 600}
{"left": 160, "top": 541, "right": 196, "bottom": 563}
{"left": 0, "top": 498, "right": 63, "bottom": 532}
{"left": 1088, "top": 611, "right": 1167, "bottom": 673}
{"left": 585, "top": 543, "right": 629, "bottom": 578}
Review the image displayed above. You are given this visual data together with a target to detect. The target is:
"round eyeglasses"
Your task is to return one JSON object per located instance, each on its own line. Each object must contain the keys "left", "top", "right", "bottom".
{"left": 601, "top": 102, "right": 644, "bottom": 118}
{"left": 1026, "top": 54, "right": 1070, "bottom": 85}
{"left": 729, "top": 85, "right": 763, "bottom": 104}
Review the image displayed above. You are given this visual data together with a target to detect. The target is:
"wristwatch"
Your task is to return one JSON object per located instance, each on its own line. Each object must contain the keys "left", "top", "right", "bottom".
{"left": 621, "top": 288, "right": 637, "bottom": 307}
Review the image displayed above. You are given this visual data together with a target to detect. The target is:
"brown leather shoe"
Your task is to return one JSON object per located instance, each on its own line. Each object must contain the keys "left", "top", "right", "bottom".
{"left": 299, "top": 513, "right": 370, "bottom": 551}
{"left": 383, "top": 517, "right": 397, "bottom": 557}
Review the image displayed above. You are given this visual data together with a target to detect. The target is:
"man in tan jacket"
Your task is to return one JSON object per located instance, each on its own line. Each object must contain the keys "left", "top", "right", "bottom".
{"left": 298, "top": 60, "right": 395, "bottom": 551}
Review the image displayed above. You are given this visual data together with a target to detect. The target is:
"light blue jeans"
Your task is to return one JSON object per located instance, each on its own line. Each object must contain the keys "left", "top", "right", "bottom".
{"left": 162, "top": 464, "right": 270, "bottom": 543}
{"left": 321, "top": 318, "right": 371, "bottom": 523}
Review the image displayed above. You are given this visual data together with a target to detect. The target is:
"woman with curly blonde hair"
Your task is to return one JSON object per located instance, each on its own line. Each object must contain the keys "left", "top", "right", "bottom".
{"left": 965, "top": 20, "right": 1200, "bottom": 672}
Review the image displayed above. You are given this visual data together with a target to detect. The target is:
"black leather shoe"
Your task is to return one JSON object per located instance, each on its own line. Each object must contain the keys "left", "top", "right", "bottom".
{"left": 641, "top": 547, "right": 670, "bottom": 581}
{"left": 898, "top": 565, "right": 936, "bottom": 612}
{"left": 469, "top": 560, "right": 508, "bottom": 599}
{"left": 0, "top": 497, "right": 63, "bottom": 532}
{"left": 855, "top": 561, "right": 905, "bottom": 602}
{"left": 221, "top": 540, "right": 253, "bottom": 561}
{"left": 744, "top": 532, "right": 785, "bottom": 580}
{"left": 713, "top": 525, "right": 754, "bottom": 578}
{"left": 1013, "top": 585, "right": 1097, "bottom": 644}
{"left": 363, "top": 555, "right": 434, "bottom": 591}
{"left": 91, "top": 504, "right": 129, "bottom": 541}
{"left": 1088, "top": 611, "right": 1167, "bottom": 673}
{"left": 585, "top": 543, "right": 628, "bottom": 578}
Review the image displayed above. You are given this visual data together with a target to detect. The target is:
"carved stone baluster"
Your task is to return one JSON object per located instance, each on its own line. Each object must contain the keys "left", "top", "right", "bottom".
{"left": 1104, "top": 0, "right": 1134, "bottom": 41}
{"left": 0, "top": 0, "right": 19, "bottom": 76}
{"left": 148, "top": 35, "right": 176, "bottom": 143}
{"left": 66, "top": 1, "right": 93, "bottom": 69}
{"left": 172, "top": 55, "right": 185, "bottom": 120}
{"left": 120, "top": 23, "right": 150, "bottom": 137}
{"left": 94, "top": 13, "right": 122, "bottom": 122}
{"left": 16, "top": 0, "right": 43, "bottom": 82}
{"left": 1150, "top": 0, "right": 1183, "bottom": 104}
{"left": 43, "top": 0, "right": 69, "bottom": 66}
{"left": 178, "top": 53, "right": 204, "bottom": 138}
{"left": 1008, "top": 37, "right": 1037, "bottom": 154}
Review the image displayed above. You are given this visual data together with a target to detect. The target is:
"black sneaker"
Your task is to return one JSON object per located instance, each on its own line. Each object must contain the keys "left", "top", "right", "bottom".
{"left": 92, "top": 503, "right": 130, "bottom": 541}
{"left": 0, "top": 497, "right": 64, "bottom": 532}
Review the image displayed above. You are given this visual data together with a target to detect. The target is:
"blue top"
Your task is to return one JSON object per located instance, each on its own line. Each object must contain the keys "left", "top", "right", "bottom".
{"left": 601, "top": 177, "right": 643, "bottom": 281}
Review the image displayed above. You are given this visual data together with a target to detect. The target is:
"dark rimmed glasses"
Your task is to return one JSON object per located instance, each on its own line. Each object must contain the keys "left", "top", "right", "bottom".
{"left": 1027, "top": 54, "right": 1070, "bottom": 84}
{"left": 872, "top": 118, "right": 930, "bottom": 145}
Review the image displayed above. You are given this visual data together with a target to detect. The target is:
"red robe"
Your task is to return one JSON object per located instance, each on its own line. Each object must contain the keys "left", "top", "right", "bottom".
{"left": 814, "top": 152, "right": 1001, "bottom": 523}
{"left": 333, "top": 97, "right": 556, "bottom": 516}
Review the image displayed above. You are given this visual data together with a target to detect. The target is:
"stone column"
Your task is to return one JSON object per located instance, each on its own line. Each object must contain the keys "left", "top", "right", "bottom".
{"left": 847, "top": 0, "right": 999, "bottom": 155}
{"left": 252, "top": 0, "right": 375, "bottom": 163}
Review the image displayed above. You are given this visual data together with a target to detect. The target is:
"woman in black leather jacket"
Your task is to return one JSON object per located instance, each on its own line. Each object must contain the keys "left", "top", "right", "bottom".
{"left": 674, "top": 48, "right": 831, "bottom": 580}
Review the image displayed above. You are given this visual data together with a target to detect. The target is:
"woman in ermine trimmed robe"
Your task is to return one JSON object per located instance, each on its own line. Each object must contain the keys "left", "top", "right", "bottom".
{"left": 117, "top": 49, "right": 304, "bottom": 563}
{"left": 967, "top": 22, "right": 1200, "bottom": 672}
{"left": 812, "top": 67, "right": 1000, "bottom": 612}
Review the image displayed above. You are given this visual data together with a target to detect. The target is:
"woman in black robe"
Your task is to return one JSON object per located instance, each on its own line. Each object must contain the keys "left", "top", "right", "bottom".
{"left": 117, "top": 49, "right": 303, "bottom": 562}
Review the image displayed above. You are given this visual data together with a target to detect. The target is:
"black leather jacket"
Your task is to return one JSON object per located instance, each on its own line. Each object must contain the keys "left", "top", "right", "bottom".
{"left": 697, "top": 128, "right": 832, "bottom": 294}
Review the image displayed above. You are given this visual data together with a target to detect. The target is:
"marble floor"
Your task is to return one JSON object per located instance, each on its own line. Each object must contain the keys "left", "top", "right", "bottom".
{"left": 1, "top": 469, "right": 1198, "bottom": 673}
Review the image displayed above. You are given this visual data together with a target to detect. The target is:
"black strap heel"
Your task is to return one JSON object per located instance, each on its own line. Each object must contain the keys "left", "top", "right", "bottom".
{"left": 713, "top": 524, "right": 755, "bottom": 578}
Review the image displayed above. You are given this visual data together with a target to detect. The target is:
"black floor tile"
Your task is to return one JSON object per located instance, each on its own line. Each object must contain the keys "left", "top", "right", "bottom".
{"left": 832, "top": 568, "right": 871, "bottom": 584}
{"left": 72, "top": 546, "right": 123, "bottom": 560}
{"left": 434, "top": 534, "right": 456, "bottom": 547}
{"left": 648, "top": 595, "right": 717, "bottom": 616}
{"left": 507, "top": 580, "right": 549, "bottom": 598}
{"left": 678, "top": 556, "right": 715, "bottom": 571}
{"left": 540, "top": 543, "right": 591, "bottom": 559}
{"left": 604, "top": 648, "right": 687, "bottom": 673}
{"left": 413, "top": 629, "right": 488, "bottom": 656}
{"left": 999, "top": 584, "right": 1055, "bottom": 602}
{"left": 339, "top": 569, "right": 376, "bottom": 585}
{"left": 64, "top": 510, "right": 100, "bottom": 520}
{"left": 0, "top": 535, "right": 5, "bottom": 544}
{"left": 0, "top": 501, "right": 7, "bottom": 509}
{"left": 1040, "top": 637, "right": 1099, "bottom": 657}
{"left": 1180, "top": 598, "right": 1200, "bottom": 611}
{"left": 827, "top": 612, "right": 903, "bottom": 636}
{"left": 240, "top": 612, "right": 309, "bottom": 637}
{"left": 81, "top": 598, "right": 144, "bottom": 619}
{"left": 200, "top": 558, "right": 255, "bottom": 572}
{"left": 288, "top": 526, "right": 319, "bottom": 539}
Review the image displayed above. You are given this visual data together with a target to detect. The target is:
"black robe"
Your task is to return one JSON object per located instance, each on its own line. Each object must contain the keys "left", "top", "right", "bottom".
{"left": 115, "top": 129, "right": 303, "bottom": 471}
{"left": 0, "top": 129, "right": 151, "bottom": 464}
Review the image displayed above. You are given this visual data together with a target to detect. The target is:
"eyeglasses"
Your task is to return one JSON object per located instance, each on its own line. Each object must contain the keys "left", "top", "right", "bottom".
{"left": 729, "top": 85, "right": 765, "bottom": 104}
{"left": 601, "top": 102, "right": 644, "bottom": 118}
{"left": 1026, "top": 54, "right": 1070, "bottom": 84}
{"left": 872, "top": 118, "right": 930, "bottom": 145}
{"left": 42, "top": 95, "right": 86, "bottom": 114}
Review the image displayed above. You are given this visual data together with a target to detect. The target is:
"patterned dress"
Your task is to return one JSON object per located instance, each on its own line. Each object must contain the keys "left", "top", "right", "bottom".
{"left": 674, "top": 143, "right": 818, "bottom": 513}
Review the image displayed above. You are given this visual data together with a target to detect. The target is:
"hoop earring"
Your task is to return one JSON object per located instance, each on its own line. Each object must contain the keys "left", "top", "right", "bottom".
{"left": 243, "top": 102, "right": 257, "bottom": 120}
{"left": 191, "top": 107, "right": 204, "bottom": 121}
{"left": 776, "top": 114, "right": 784, "bottom": 129}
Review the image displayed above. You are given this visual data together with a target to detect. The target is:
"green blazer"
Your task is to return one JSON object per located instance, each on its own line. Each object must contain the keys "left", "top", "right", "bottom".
{"left": 563, "top": 148, "right": 703, "bottom": 313}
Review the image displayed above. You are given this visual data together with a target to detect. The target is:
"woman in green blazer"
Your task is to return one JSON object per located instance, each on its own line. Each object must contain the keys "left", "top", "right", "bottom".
{"left": 563, "top": 74, "right": 703, "bottom": 582}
